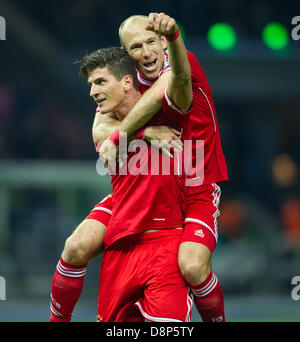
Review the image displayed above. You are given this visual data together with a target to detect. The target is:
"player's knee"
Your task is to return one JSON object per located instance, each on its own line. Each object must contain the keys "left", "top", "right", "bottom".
{"left": 179, "top": 253, "right": 211, "bottom": 285}
{"left": 62, "top": 235, "right": 88, "bottom": 265}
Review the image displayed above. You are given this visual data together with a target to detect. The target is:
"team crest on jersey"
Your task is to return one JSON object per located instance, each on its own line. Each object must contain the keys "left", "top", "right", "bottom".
{"left": 194, "top": 229, "right": 205, "bottom": 238}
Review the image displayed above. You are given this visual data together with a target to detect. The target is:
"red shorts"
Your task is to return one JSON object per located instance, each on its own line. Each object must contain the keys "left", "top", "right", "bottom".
{"left": 84, "top": 194, "right": 113, "bottom": 226}
{"left": 85, "top": 183, "right": 221, "bottom": 254}
{"left": 97, "top": 230, "right": 193, "bottom": 322}
{"left": 182, "top": 183, "right": 221, "bottom": 254}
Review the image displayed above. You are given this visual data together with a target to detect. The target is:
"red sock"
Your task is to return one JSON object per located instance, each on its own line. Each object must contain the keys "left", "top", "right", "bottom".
{"left": 50, "top": 257, "right": 87, "bottom": 322}
{"left": 189, "top": 271, "right": 225, "bottom": 322}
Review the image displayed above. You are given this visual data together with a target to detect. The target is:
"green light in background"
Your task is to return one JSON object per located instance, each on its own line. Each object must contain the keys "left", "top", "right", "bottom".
{"left": 207, "top": 23, "right": 237, "bottom": 51}
{"left": 262, "top": 22, "right": 289, "bottom": 50}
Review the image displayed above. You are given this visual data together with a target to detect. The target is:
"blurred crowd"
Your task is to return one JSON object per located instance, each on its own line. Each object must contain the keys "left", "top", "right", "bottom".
{"left": 0, "top": 82, "right": 93, "bottom": 160}
{"left": 15, "top": 0, "right": 296, "bottom": 46}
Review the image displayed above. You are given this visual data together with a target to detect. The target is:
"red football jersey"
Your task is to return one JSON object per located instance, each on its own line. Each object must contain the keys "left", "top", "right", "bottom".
{"left": 137, "top": 50, "right": 228, "bottom": 187}
{"left": 103, "top": 93, "right": 191, "bottom": 249}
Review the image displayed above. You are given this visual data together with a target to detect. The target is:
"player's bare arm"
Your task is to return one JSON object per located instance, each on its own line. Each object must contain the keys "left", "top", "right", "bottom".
{"left": 112, "top": 71, "right": 170, "bottom": 137}
{"left": 92, "top": 111, "right": 120, "bottom": 147}
{"left": 147, "top": 12, "right": 192, "bottom": 110}
{"left": 144, "top": 125, "right": 183, "bottom": 157}
{"left": 98, "top": 75, "right": 182, "bottom": 161}
{"left": 99, "top": 123, "right": 183, "bottom": 163}
{"left": 94, "top": 107, "right": 182, "bottom": 159}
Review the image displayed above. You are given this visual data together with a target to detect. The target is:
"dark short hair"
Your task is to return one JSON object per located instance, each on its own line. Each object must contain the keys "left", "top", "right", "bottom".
{"left": 79, "top": 47, "right": 139, "bottom": 90}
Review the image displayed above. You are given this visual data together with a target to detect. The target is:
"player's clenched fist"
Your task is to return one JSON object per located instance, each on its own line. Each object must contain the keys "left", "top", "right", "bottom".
{"left": 146, "top": 12, "right": 177, "bottom": 37}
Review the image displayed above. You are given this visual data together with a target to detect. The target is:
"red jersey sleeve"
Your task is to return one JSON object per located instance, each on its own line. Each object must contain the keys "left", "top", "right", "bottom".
{"left": 85, "top": 194, "right": 113, "bottom": 226}
{"left": 186, "top": 51, "right": 209, "bottom": 88}
{"left": 162, "top": 89, "right": 192, "bottom": 116}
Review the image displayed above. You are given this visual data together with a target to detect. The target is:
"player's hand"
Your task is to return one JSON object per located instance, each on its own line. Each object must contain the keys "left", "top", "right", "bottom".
{"left": 146, "top": 12, "right": 177, "bottom": 37}
{"left": 99, "top": 138, "right": 118, "bottom": 167}
{"left": 144, "top": 125, "right": 183, "bottom": 158}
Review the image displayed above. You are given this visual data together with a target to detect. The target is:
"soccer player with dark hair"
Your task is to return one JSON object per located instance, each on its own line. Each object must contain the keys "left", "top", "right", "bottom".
{"left": 83, "top": 41, "right": 193, "bottom": 321}
{"left": 50, "top": 15, "right": 194, "bottom": 321}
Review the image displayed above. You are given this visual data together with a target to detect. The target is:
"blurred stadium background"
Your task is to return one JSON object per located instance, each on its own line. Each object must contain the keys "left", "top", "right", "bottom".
{"left": 0, "top": 0, "right": 299, "bottom": 322}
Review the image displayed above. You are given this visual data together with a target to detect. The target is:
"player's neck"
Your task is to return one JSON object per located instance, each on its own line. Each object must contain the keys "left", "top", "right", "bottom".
{"left": 114, "top": 90, "right": 142, "bottom": 121}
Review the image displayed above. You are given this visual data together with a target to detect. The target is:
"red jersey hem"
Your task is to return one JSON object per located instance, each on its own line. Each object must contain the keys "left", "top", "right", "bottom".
{"left": 104, "top": 224, "right": 183, "bottom": 249}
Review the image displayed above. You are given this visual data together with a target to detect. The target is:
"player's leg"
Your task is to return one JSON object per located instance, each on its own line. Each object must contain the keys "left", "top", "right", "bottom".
{"left": 178, "top": 183, "right": 225, "bottom": 322}
{"left": 62, "top": 219, "right": 105, "bottom": 265}
{"left": 61, "top": 194, "right": 113, "bottom": 265}
{"left": 178, "top": 240, "right": 211, "bottom": 284}
{"left": 50, "top": 195, "right": 112, "bottom": 322}
{"left": 50, "top": 219, "right": 106, "bottom": 322}
{"left": 178, "top": 238, "right": 225, "bottom": 322}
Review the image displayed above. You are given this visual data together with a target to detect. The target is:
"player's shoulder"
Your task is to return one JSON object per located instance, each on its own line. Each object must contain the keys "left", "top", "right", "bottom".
{"left": 186, "top": 50, "right": 201, "bottom": 68}
{"left": 186, "top": 50, "right": 196, "bottom": 58}
{"left": 186, "top": 50, "right": 208, "bottom": 85}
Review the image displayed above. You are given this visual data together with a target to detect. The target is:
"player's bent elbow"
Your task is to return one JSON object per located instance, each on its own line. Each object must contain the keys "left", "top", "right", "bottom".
{"left": 149, "top": 85, "right": 166, "bottom": 104}
{"left": 174, "top": 72, "right": 192, "bottom": 86}
{"left": 171, "top": 64, "right": 192, "bottom": 85}
{"left": 169, "top": 73, "right": 192, "bottom": 104}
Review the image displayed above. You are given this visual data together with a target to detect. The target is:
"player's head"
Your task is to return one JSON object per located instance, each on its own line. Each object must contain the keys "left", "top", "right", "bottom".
{"left": 119, "top": 15, "right": 166, "bottom": 80}
{"left": 79, "top": 47, "right": 139, "bottom": 114}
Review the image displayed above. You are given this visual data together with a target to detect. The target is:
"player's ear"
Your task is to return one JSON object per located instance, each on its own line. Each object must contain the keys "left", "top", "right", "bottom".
{"left": 161, "top": 35, "right": 167, "bottom": 49}
{"left": 121, "top": 75, "right": 133, "bottom": 91}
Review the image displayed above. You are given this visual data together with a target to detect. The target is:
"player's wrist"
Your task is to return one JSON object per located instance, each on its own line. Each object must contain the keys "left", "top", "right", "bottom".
{"left": 165, "top": 27, "right": 180, "bottom": 41}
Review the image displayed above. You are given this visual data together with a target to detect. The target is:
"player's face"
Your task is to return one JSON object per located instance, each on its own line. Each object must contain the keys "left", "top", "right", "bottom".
{"left": 88, "top": 67, "right": 126, "bottom": 114}
{"left": 122, "top": 22, "right": 165, "bottom": 80}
